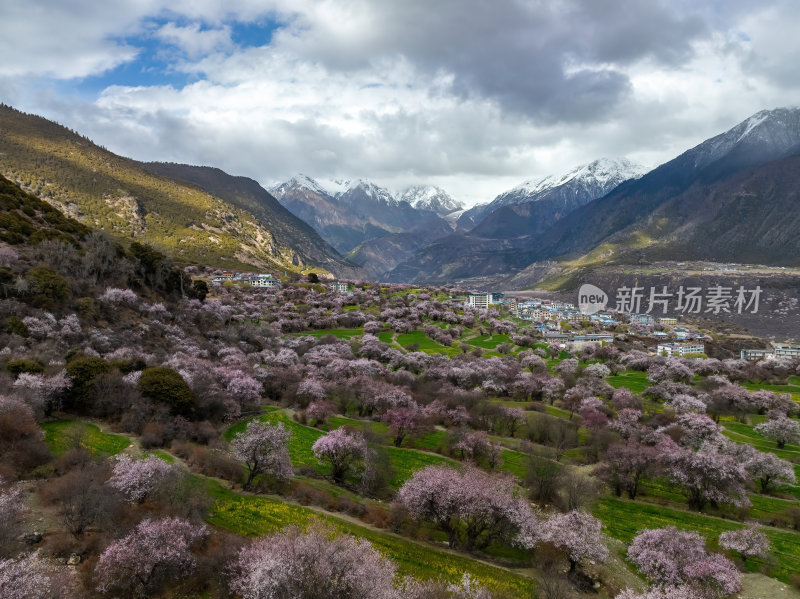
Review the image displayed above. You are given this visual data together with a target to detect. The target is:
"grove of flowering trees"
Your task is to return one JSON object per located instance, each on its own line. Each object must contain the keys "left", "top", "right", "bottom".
{"left": 106, "top": 454, "right": 177, "bottom": 503}
{"left": 4, "top": 229, "right": 800, "bottom": 599}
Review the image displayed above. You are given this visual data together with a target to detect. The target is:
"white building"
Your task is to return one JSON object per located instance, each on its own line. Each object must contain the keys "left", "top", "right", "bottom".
{"left": 467, "top": 293, "right": 492, "bottom": 310}
{"left": 249, "top": 274, "right": 279, "bottom": 288}
{"left": 774, "top": 344, "right": 800, "bottom": 358}
{"left": 657, "top": 342, "right": 705, "bottom": 357}
{"left": 330, "top": 280, "right": 349, "bottom": 293}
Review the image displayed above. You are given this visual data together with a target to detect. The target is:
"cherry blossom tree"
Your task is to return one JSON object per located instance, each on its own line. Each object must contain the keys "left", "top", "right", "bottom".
{"left": 230, "top": 421, "right": 293, "bottom": 490}
{"left": 660, "top": 439, "right": 749, "bottom": 511}
{"left": 743, "top": 449, "right": 796, "bottom": 493}
{"left": 540, "top": 510, "right": 608, "bottom": 572}
{"left": 754, "top": 414, "right": 800, "bottom": 449}
{"left": 228, "top": 524, "right": 398, "bottom": 599}
{"left": 395, "top": 465, "right": 537, "bottom": 550}
{"left": 719, "top": 524, "right": 769, "bottom": 561}
{"left": 0, "top": 553, "right": 76, "bottom": 599}
{"left": 453, "top": 431, "right": 502, "bottom": 470}
{"left": 608, "top": 409, "right": 642, "bottom": 440}
{"left": 306, "top": 400, "right": 338, "bottom": 425}
{"left": 95, "top": 517, "right": 207, "bottom": 597}
{"left": 595, "top": 442, "right": 657, "bottom": 499}
{"left": 312, "top": 428, "right": 367, "bottom": 484}
{"left": 673, "top": 413, "right": 722, "bottom": 449}
{"left": 106, "top": 454, "right": 177, "bottom": 503}
{"left": 382, "top": 405, "right": 422, "bottom": 447}
{"left": 627, "top": 526, "right": 740, "bottom": 598}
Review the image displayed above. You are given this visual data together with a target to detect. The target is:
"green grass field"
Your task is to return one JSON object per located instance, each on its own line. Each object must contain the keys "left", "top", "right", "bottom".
{"left": 226, "top": 412, "right": 457, "bottom": 489}
{"left": 462, "top": 334, "right": 514, "bottom": 350}
{"left": 397, "top": 331, "right": 460, "bottom": 356}
{"left": 42, "top": 420, "right": 130, "bottom": 457}
{"left": 205, "top": 480, "right": 535, "bottom": 595}
{"left": 594, "top": 496, "right": 800, "bottom": 582}
{"left": 606, "top": 371, "right": 651, "bottom": 394}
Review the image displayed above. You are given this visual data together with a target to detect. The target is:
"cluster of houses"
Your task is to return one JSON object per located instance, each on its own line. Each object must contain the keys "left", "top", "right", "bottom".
{"left": 210, "top": 271, "right": 280, "bottom": 288}
{"left": 740, "top": 344, "right": 800, "bottom": 361}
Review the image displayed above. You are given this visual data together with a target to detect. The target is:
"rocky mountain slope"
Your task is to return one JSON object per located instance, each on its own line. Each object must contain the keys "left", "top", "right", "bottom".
{"left": 0, "top": 105, "right": 363, "bottom": 277}
{"left": 388, "top": 108, "right": 800, "bottom": 285}
{"left": 525, "top": 107, "right": 800, "bottom": 266}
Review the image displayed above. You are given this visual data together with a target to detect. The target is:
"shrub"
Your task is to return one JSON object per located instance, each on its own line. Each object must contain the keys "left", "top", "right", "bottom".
{"left": 137, "top": 367, "right": 196, "bottom": 416}
{"left": 6, "top": 359, "right": 44, "bottom": 377}
{"left": 25, "top": 266, "right": 70, "bottom": 308}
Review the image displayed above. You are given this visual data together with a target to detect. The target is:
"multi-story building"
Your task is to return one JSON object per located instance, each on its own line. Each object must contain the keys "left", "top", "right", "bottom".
{"left": 740, "top": 348, "right": 775, "bottom": 361}
{"left": 467, "top": 293, "right": 492, "bottom": 310}
{"left": 329, "top": 280, "right": 349, "bottom": 293}
{"left": 657, "top": 342, "right": 705, "bottom": 357}
{"left": 774, "top": 344, "right": 800, "bottom": 358}
{"left": 629, "top": 313, "right": 655, "bottom": 325}
{"left": 659, "top": 317, "right": 677, "bottom": 325}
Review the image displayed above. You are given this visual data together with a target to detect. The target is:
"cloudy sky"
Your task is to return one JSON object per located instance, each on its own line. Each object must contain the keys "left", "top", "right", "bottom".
{"left": 1, "top": 0, "right": 798, "bottom": 205}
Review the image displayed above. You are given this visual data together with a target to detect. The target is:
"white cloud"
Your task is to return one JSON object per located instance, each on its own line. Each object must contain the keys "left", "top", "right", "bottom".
{"left": 3, "top": 1, "right": 800, "bottom": 207}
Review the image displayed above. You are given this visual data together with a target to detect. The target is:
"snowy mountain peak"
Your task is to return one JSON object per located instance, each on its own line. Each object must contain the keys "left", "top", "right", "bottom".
{"left": 398, "top": 184, "right": 463, "bottom": 215}
{"left": 690, "top": 106, "right": 800, "bottom": 170}
{"left": 337, "top": 179, "right": 400, "bottom": 206}
{"left": 507, "top": 158, "right": 647, "bottom": 198}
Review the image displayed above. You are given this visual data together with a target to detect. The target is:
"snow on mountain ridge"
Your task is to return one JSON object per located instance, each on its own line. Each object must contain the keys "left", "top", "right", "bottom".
{"left": 504, "top": 158, "right": 647, "bottom": 201}
{"left": 398, "top": 184, "right": 463, "bottom": 214}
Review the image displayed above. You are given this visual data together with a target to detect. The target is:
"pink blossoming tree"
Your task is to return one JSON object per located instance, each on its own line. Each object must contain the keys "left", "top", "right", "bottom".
{"left": 230, "top": 420, "right": 293, "bottom": 490}
{"left": 95, "top": 517, "right": 207, "bottom": 597}
{"left": 229, "top": 523, "right": 399, "bottom": 599}
{"left": 312, "top": 428, "right": 367, "bottom": 484}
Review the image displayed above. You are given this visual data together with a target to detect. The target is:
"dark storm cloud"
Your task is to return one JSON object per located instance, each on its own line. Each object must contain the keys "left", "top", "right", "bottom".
{"left": 280, "top": 0, "right": 708, "bottom": 122}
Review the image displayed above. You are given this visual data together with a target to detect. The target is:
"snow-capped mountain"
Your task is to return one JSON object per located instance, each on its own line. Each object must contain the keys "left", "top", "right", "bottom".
{"left": 493, "top": 157, "right": 647, "bottom": 208}
{"left": 398, "top": 185, "right": 463, "bottom": 215}
{"left": 457, "top": 158, "right": 647, "bottom": 232}
{"left": 269, "top": 174, "right": 453, "bottom": 275}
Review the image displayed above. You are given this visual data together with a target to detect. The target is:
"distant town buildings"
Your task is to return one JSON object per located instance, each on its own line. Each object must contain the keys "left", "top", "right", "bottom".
{"left": 741, "top": 344, "right": 800, "bottom": 360}
{"left": 211, "top": 272, "right": 280, "bottom": 288}
{"left": 658, "top": 317, "right": 677, "bottom": 325}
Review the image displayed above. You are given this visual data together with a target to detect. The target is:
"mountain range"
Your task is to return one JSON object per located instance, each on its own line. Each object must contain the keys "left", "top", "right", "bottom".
{"left": 0, "top": 105, "right": 365, "bottom": 279}
{"left": 386, "top": 107, "right": 800, "bottom": 285}
{"left": 269, "top": 175, "right": 461, "bottom": 278}
{"left": 2, "top": 103, "right": 799, "bottom": 289}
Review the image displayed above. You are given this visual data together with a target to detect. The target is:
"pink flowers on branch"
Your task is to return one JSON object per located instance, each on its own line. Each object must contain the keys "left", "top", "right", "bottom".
{"left": 540, "top": 510, "right": 608, "bottom": 572}
{"left": 719, "top": 524, "right": 769, "bottom": 561}
{"left": 754, "top": 414, "right": 800, "bottom": 449}
{"left": 230, "top": 420, "right": 293, "bottom": 490}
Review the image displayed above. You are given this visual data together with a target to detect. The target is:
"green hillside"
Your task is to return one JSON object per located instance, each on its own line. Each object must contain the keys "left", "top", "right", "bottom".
{"left": 0, "top": 105, "right": 333, "bottom": 273}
